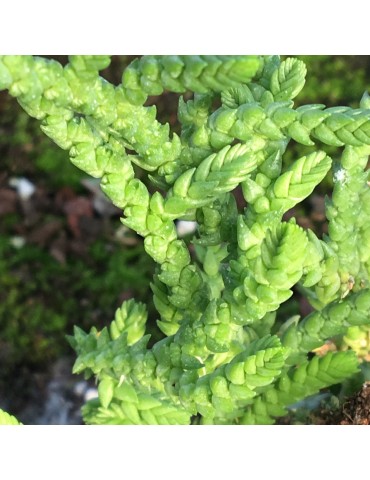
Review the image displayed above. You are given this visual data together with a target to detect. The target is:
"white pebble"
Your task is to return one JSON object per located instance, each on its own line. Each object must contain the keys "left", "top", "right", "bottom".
{"left": 10, "top": 236, "right": 26, "bottom": 249}
{"left": 176, "top": 220, "right": 197, "bottom": 237}
{"left": 9, "top": 177, "right": 36, "bottom": 200}
{"left": 84, "top": 387, "right": 99, "bottom": 402}
{"left": 73, "top": 381, "right": 88, "bottom": 397}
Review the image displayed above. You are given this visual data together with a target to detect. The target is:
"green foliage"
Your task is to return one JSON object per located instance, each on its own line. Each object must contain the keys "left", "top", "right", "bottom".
{"left": 1, "top": 55, "right": 370, "bottom": 424}
{"left": 280, "top": 56, "right": 370, "bottom": 186}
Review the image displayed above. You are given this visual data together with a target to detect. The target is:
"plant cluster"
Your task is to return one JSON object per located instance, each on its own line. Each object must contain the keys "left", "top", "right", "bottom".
{"left": 1, "top": 55, "right": 370, "bottom": 424}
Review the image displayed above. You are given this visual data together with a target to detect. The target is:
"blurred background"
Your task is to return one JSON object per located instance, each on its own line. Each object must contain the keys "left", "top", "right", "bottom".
{"left": 0, "top": 56, "right": 369, "bottom": 424}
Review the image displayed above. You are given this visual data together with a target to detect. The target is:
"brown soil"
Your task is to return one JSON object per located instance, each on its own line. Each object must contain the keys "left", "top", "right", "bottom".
{"left": 313, "top": 383, "right": 370, "bottom": 425}
{"left": 335, "top": 383, "right": 370, "bottom": 425}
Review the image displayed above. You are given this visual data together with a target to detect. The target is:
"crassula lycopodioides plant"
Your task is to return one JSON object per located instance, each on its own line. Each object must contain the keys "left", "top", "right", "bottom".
{"left": 1, "top": 55, "right": 370, "bottom": 425}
